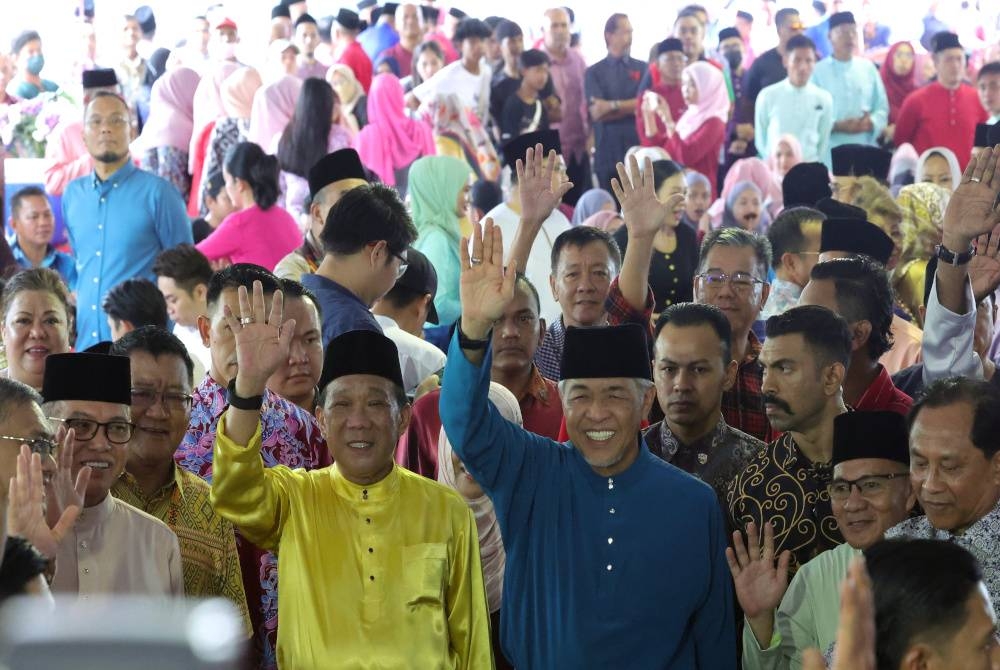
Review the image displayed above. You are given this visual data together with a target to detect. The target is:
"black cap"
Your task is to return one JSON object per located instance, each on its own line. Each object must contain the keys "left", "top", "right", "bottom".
{"left": 272, "top": 4, "right": 291, "bottom": 19}
{"left": 308, "top": 149, "right": 368, "bottom": 198}
{"left": 561, "top": 324, "right": 652, "bottom": 381}
{"left": 828, "top": 11, "right": 856, "bottom": 29}
{"left": 931, "top": 31, "right": 963, "bottom": 53}
{"left": 737, "top": 10, "right": 753, "bottom": 22}
{"left": 357, "top": 0, "right": 377, "bottom": 9}
{"left": 135, "top": 5, "right": 156, "bottom": 35}
{"left": 815, "top": 197, "right": 868, "bottom": 221}
{"left": 494, "top": 19, "right": 522, "bottom": 42}
{"left": 335, "top": 8, "right": 362, "bottom": 31}
{"left": 718, "top": 27, "right": 741, "bottom": 43}
{"left": 502, "top": 129, "right": 562, "bottom": 172}
{"left": 449, "top": 7, "right": 467, "bottom": 19}
{"left": 975, "top": 123, "right": 992, "bottom": 149}
{"left": 782, "top": 162, "right": 832, "bottom": 207}
{"left": 383, "top": 3, "right": 399, "bottom": 16}
{"left": 295, "top": 12, "right": 317, "bottom": 27}
{"left": 82, "top": 68, "right": 119, "bottom": 90}
{"left": 319, "top": 330, "right": 404, "bottom": 393}
{"left": 395, "top": 248, "right": 439, "bottom": 324}
{"left": 421, "top": 6, "right": 440, "bottom": 23}
{"left": 42, "top": 353, "right": 132, "bottom": 405}
{"left": 831, "top": 144, "right": 892, "bottom": 181}
{"left": 657, "top": 38, "right": 684, "bottom": 55}
{"left": 832, "top": 411, "right": 910, "bottom": 467}
{"left": 820, "top": 217, "right": 894, "bottom": 266}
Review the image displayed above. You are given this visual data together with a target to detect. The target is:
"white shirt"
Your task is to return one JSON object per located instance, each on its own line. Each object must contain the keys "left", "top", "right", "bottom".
{"left": 374, "top": 315, "right": 447, "bottom": 395}
{"left": 413, "top": 60, "right": 492, "bottom": 124}
{"left": 173, "top": 323, "right": 209, "bottom": 383}
{"left": 485, "top": 202, "right": 572, "bottom": 325}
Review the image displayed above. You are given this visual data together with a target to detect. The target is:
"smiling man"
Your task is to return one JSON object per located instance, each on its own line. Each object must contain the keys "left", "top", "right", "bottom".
{"left": 7, "top": 186, "right": 76, "bottom": 287}
{"left": 886, "top": 376, "right": 1000, "bottom": 611}
{"left": 42, "top": 351, "right": 183, "bottom": 597}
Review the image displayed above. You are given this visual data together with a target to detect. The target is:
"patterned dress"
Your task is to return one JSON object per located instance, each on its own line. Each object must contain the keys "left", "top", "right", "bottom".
{"left": 141, "top": 146, "right": 191, "bottom": 203}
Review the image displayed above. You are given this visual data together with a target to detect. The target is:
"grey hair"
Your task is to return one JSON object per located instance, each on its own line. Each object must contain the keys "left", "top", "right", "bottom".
{"left": 697, "top": 227, "right": 773, "bottom": 279}
{"left": 0, "top": 378, "right": 42, "bottom": 424}
{"left": 558, "top": 378, "right": 654, "bottom": 401}
{"left": 42, "top": 400, "right": 131, "bottom": 421}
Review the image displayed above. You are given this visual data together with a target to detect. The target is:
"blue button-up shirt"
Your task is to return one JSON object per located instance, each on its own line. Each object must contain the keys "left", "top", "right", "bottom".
{"left": 62, "top": 161, "right": 192, "bottom": 349}
{"left": 299, "top": 273, "right": 382, "bottom": 347}
{"left": 10, "top": 240, "right": 78, "bottom": 289}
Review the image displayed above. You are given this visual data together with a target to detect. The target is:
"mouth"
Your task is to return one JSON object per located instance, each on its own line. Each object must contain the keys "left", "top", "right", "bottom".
{"left": 81, "top": 460, "right": 112, "bottom": 471}
{"left": 138, "top": 424, "right": 170, "bottom": 436}
{"left": 25, "top": 346, "right": 50, "bottom": 356}
{"left": 670, "top": 400, "right": 695, "bottom": 411}
{"left": 844, "top": 519, "right": 874, "bottom": 530}
{"left": 346, "top": 441, "right": 373, "bottom": 450}
{"left": 585, "top": 430, "right": 615, "bottom": 442}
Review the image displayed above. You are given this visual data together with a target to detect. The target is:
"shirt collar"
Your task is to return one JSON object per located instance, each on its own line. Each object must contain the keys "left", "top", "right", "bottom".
{"left": 117, "top": 467, "right": 187, "bottom": 503}
{"left": 91, "top": 160, "right": 137, "bottom": 189}
{"left": 329, "top": 462, "right": 400, "bottom": 504}
{"left": 658, "top": 414, "right": 729, "bottom": 458}
{"left": 79, "top": 492, "right": 116, "bottom": 525}
{"left": 524, "top": 365, "right": 552, "bottom": 405}
{"left": 856, "top": 364, "right": 895, "bottom": 408}
{"left": 301, "top": 273, "right": 370, "bottom": 310}
{"left": 9, "top": 240, "right": 57, "bottom": 265}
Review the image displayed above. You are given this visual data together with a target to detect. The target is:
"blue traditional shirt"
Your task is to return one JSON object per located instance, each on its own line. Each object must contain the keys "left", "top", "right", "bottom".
{"left": 811, "top": 56, "right": 889, "bottom": 148}
{"left": 10, "top": 239, "right": 77, "bottom": 288}
{"left": 300, "top": 273, "right": 382, "bottom": 347}
{"left": 62, "top": 160, "right": 192, "bottom": 349}
{"left": 440, "top": 333, "right": 737, "bottom": 669}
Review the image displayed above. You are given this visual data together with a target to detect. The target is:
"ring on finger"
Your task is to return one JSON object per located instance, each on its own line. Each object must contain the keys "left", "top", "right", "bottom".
{"left": 239, "top": 316, "right": 255, "bottom": 326}
{"left": 971, "top": 176, "right": 982, "bottom": 183}
{"left": 471, "top": 257, "right": 483, "bottom": 265}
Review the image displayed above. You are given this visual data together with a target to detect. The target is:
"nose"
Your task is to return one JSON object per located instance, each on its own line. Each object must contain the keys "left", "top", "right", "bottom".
{"left": 842, "top": 485, "right": 869, "bottom": 511}
{"left": 920, "top": 466, "right": 945, "bottom": 494}
{"left": 28, "top": 319, "right": 46, "bottom": 339}
{"left": 761, "top": 368, "right": 777, "bottom": 396}
{"left": 146, "top": 395, "right": 169, "bottom": 419}
{"left": 499, "top": 317, "right": 519, "bottom": 339}
{"left": 583, "top": 398, "right": 612, "bottom": 423}
{"left": 672, "top": 368, "right": 693, "bottom": 391}
{"left": 288, "top": 337, "right": 308, "bottom": 363}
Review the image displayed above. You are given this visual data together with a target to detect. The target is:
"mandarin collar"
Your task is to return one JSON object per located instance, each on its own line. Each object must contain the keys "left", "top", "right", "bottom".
{"left": 329, "top": 462, "right": 400, "bottom": 504}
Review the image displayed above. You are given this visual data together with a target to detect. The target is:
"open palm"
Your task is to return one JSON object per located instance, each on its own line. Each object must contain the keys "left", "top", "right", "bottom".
{"left": 46, "top": 427, "right": 89, "bottom": 530}
{"left": 612, "top": 155, "right": 683, "bottom": 237}
{"left": 224, "top": 281, "right": 296, "bottom": 394}
{"left": 517, "top": 144, "right": 574, "bottom": 226}
{"left": 459, "top": 218, "right": 517, "bottom": 333}
{"left": 9, "top": 445, "right": 85, "bottom": 558}
{"left": 725, "top": 521, "right": 791, "bottom": 618}
{"left": 969, "top": 226, "right": 1000, "bottom": 302}
{"left": 944, "top": 146, "right": 1000, "bottom": 242}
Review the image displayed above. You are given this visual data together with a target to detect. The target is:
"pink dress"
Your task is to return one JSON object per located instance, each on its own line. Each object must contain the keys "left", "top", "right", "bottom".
{"left": 196, "top": 204, "right": 303, "bottom": 271}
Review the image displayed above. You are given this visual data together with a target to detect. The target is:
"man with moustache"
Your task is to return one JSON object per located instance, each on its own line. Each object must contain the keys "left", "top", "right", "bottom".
{"left": 727, "top": 305, "right": 851, "bottom": 570}
{"left": 732, "top": 410, "right": 915, "bottom": 670}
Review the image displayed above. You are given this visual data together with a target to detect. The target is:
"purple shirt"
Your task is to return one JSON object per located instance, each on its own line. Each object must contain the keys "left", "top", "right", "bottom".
{"left": 542, "top": 45, "right": 589, "bottom": 161}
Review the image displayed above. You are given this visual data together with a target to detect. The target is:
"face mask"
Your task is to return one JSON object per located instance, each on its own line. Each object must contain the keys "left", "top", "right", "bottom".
{"left": 26, "top": 54, "right": 44, "bottom": 75}
{"left": 723, "top": 49, "right": 742, "bottom": 71}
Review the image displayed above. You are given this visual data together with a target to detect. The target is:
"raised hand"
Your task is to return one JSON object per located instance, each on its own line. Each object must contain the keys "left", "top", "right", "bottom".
{"left": 516, "top": 144, "right": 574, "bottom": 227}
{"left": 226, "top": 280, "right": 296, "bottom": 397}
{"left": 45, "top": 427, "right": 90, "bottom": 529}
{"left": 612, "top": 155, "right": 684, "bottom": 238}
{"left": 942, "top": 145, "right": 1000, "bottom": 248}
{"left": 459, "top": 218, "right": 517, "bottom": 340}
{"left": 9, "top": 444, "right": 83, "bottom": 558}
{"left": 969, "top": 225, "right": 1000, "bottom": 303}
{"left": 725, "top": 521, "right": 792, "bottom": 645}
{"left": 802, "top": 557, "right": 876, "bottom": 670}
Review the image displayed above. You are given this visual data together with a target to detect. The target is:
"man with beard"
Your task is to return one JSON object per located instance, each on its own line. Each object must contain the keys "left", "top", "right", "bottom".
{"left": 62, "top": 91, "right": 192, "bottom": 350}
{"left": 727, "top": 305, "right": 851, "bottom": 570}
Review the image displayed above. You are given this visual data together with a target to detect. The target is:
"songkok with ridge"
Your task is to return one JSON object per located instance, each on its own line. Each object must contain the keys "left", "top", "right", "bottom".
{"left": 561, "top": 324, "right": 652, "bottom": 381}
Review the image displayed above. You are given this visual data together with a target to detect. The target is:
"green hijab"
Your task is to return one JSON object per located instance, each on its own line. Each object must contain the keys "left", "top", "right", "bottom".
{"left": 408, "top": 156, "right": 472, "bottom": 241}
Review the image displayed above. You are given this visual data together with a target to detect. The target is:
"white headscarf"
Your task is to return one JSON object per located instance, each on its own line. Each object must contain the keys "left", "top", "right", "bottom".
{"left": 915, "top": 146, "right": 961, "bottom": 192}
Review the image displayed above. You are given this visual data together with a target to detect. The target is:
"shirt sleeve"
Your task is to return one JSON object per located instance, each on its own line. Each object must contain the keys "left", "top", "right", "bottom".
{"left": 818, "top": 91, "right": 835, "bottom": 169}
{"left": 665, "top": 118, "right": 725, "bottom": 168}
{"left": 167, "top": 532, "right": 184, "bottom": 597}
{"left": 605, "top": 276, "right": 654, "bottom": 331}
{"left": 868, "top": 64, "right": 889, "bottom": 138}
{"left": 153, "top": 179, "right": 195, "bottom": 249}
{"left": 740, "top": 623, "right": 785, "bottom": 670}
{"left": 584, "top": 65, "right": 602, "bottom": 104}
{"left": 754, "top": 88, "right": 770, "bottom": 158}
{"left": 196, "top": 213, "right": 240, "bottom": 261}
{"left": 500, "top": 96, "right": 522, "bottom": 143}
{"left": 775, "top": 563, "right": 820, "bottom": 670}
{"left": 693, "top": 500, "right": 738, "bottom": 668}
{"left": 892, "top": 93, "right": 917, "bottom": 146}
{"left": 210, "top": 413, "right": 296, "bottom": 551}
{"left": 446, "top": 506, "right": 494, "bottom": 670}
{"left": 921, "top": 273, "right": 983, "bottom": 386}
{"left": 43, "top": 147, "right": 93, "bottom": 196}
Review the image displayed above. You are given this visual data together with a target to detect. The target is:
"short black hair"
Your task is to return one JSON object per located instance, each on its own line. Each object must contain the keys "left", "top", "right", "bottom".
{"left": 516, "top": 273, "right": 541, "bottom": 314}
{"left": 550, "top": 226, "right": 622, "bottom": 272}
{"left": 775, "top": 8, "right": 800, "bottom": 31}
{"left": 319, "top": 183, "right": 418, "bottom": 257}
{"left": 9, "top": 186, "right": 48, "bottom": 219}
{"left": 786, "top": 34, "right": 816, "bottom": 53}
{"left": 453, "top": 18, "right": 492, "bottom": 43}
{"left": 110, "top": 325, "right": 195, "bottom": 386}
{"left": 909, "top": 376, "right": 1000, "bottom": 459}
{"left": 866, "top": 538, "right": 984, "bottom": 670}
{"left": 152, "top": 244, "right": 213, "bottom": 295}
{"left": 0, "top": 537, "right": 47, "bottom": 603}
{"left": 205, "top": 264, "right": 281, "bottom": 312}
{"left": 654, "top": 302, "right": 733, "bottom": 364}
{"left": 0, "top": 377, "right": 43, "bottom": 425}
{"left": 11, "top": 30, "right": 41, "bottom": 56}
{"left": 470, "top": 179, "right": 502, "bottom": 214}
{"left": 279, "top": 277, "right": 322, "bottom": 319}
{"left": 767, "top": 207, "right": 825, "bottom": 269}
{"left": 603, "top": 12, "right": 627, "bottom": 44}
{"left": 652, "top": 159, "right": 685, "bottom": 193}
{"left": 676, "top": 6, "right": 705, "bottom": 23}
{"left": 978, "top": 61, "right": 1000, "bottom": 80}
{"left": 519, "top": 49, "right": 550, "bottom": 70}
{"left": 765, "top": 304, "right": 852, "bottom": 369}
{"left": 698, "top": 228, "right": 773, "bottom": 279}
{"left": 102, "top": 278, "right": 169, "bottom": 331}
{"left": 809, "top": 257, "right": 894, "bottom": 359}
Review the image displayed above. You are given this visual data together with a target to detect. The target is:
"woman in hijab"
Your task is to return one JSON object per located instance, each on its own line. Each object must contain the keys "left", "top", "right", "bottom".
{"left": 247, "top": 74, "right": 302, "bottom": 152}
{"left": 327, "top": 64, "right": 367, "bottom": 134}
{"left": 721, "top": 181, "right": 767, "bottom": 233}
{"left": 581, "top": 211, "right": 625, "bottom": 234}
{"left": 765, "top": 134, "right": 803, "bottom": 183}
{"left": 708, "top": 157, "right": 782, "bottom": 226}
{"left": 571, "top": 189, "right": 617, "bottom": 226}
{"left": 410, "top": 155, "right": 473, "bottom": 326}
{"left": 135, "top": 66, "right": 200, "bottom": 201}
{"left": 681, "top": 171, "right": 711, "bottom": 231}
{"left": 647, "top": 61, "right": 728, "bottom": 195}
{"left": 915, "top": 146, "right": 961, "bottom": 192}
{"left": 426, "top": 93, "right": 500, "bottom": 182}
{"left": 894, "top": 182, "right": 950, "bottom": 324}
{"left": 197, "top": 67, "right": 263, "bottom": 216}
{"left": 438, "top": 381, "right": 520, "bottom": 670}
{"left": 880, "top": 41, "right": 917, "bottom": 142}
{"left": 354, "top": 73, "right": 436, "bottom": 196}
{"left": 187, "top": 60, "right": 240, "bottom": 215}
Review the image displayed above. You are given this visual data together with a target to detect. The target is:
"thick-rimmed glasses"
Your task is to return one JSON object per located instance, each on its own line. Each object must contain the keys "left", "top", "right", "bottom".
{"left": 828, "top": 473, "right": 909, "bottom": 501}
{"left": 130, "top": 388, "right": 194, "bottom": 413}
{"left": 0, "top": 435, "right": 57, "bottom": 458}
{"left": 695, "top": 271, "right": 765, "bottom": 295}
{"left": 48, "top": 417, "right": 135, "bottom": 444}
{"left": 391, "top": 250, "right": 409, "bottom": 279}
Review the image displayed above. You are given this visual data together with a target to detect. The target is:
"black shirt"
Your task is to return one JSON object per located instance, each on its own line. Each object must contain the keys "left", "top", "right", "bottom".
{"left": 500, "top": 95, "right": 549, "bottom": 143}
{"left": 490, "top": 72, "right": 556, "bottom": 130}
{"left": 613, "top": 222, "right": 699, "bottom": 314}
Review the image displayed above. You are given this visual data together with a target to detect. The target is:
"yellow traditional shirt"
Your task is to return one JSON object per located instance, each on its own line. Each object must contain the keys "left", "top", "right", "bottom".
{"left": 210, "top": 415, "right": 494, "bottom": 670}
{"left": 112, "top": 466, "right": 252, "bottom": 636}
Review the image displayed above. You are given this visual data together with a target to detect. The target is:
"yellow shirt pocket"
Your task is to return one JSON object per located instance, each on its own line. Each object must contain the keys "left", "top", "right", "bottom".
{"left": 403, "top": 542, "right": 448, "bottom": 608}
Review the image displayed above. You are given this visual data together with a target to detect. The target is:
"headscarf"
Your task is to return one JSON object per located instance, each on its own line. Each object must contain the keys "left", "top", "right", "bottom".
{"left": 681, "top": 171, "right": 712, "bottom": 229}
{"left": 425, "top": 93, "right": 500, "bottom": 182}
{"left": 674, "top": 61, "right": 729, "bottom": 141}
{"left": 135, "top": 66, "right": 200, "bottom": 152}
{"left": 709, "top": 157, "right": 782, "bottom": 225}
{"left": 353, "top": 73, "right": 436, "bottom": 186}
{"left": 220, "top": 67, "right": 263, "bottom": 120}
{"left": 889, "top": 142, "right": 920, "bottom": 196}
{"left": 581, "top": 211, "right": 624, "bottom": 232}
{"left": 438, "top": 382, "right": 522, "bottom": 613}
{"left": 189, "top": 60, "right": 240, "bottom": 171}
{"left": 328, "top": 64, "right": 364, "bottom": 113}
{"left": 247, "top": 75, "right": 303, "bottom": 150}
{"left": 897, "top": 182, "right": 950, "bottom": 263}
{"left": 572, "top": 189, "right": 617, "bottom": 226}
{"left": 915, "top": 146, "right": 961, "bottom": 192}
{"left": 765, "top": 134, "right": 803, "bottom": 180}
{"left": 721, "top": 181, "right": 768, "bottom": 231}
{"left": 409, "top": 155, "right": 472, "bottom": 241}
{"left": 881, "top": 42, "right": 917, "bottom": 123}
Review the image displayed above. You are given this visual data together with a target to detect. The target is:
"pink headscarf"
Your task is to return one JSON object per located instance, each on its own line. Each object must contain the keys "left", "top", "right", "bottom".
{"left": 221, "top": 67, "right": 263, "bottom": 120}
{"left": 766, "top": 134, "right": 803, "bottom": 180}
{"left": 674, "top": 62, "right": 729, "bottom": 141}
{"left": 708, "top": 157, "right": 784, "bottom": 224}
{"left": 136, "top": 66, "right": 200, "bottom": 152}
{"left": 247, "top": 75, "right": 303, "bottom": 150}
{"left": 352, "top": 73, "right": 435, "bottom": 186}
{"left": 189, "top": 61, "right": 239, "bottom": 171}
{"left": 581, "top": 211, "right": 624, "bottom": 232}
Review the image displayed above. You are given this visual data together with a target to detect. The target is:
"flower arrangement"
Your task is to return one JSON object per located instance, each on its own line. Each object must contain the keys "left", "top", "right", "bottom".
{"left": 0, "top": 90, "right": 77, "bottom": 158}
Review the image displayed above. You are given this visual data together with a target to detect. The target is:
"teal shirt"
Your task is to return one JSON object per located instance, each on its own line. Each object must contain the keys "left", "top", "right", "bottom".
{"left": 811, "top": 56, "right": 889, "bottom": 148}
{"left": 413, "top": 227, "right": 461, "bottom": 326}
{"left": 13, "top": 78, "right": 58, "bottom": 100}
{"left": 755, "top": 79, "right": 835, "bottom": 168}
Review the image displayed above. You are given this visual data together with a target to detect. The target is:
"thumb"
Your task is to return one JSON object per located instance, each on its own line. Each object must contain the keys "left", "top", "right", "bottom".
{"left": 52, "top": 505, "right": 81, "bottom": 543}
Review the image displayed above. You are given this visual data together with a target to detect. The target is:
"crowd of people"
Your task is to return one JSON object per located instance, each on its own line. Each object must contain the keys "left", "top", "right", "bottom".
{"left": 0, "top": 0, "right": 998, "bottom": 668}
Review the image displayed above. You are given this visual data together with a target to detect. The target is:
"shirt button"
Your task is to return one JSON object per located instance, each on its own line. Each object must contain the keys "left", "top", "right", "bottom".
{"left": 83, "top": 568, "right": 90, "bottom": 574}
{"left": 609, "top": 507, "right": 615, "bottom": 514}
{"left": 99, "top": 197, "right": 105, "bottom": 202}
{"left": 91, "top": 305, "right": 96, "bottom": 310}
{"left": 369, "top": 575, "right": 375, "bottom": 581}
{"left": 368, "top": 547, "right": 373, "bottom": 553}
{"left": 95, "top": 251, "right": 101, "bottom": 257}
{"left": 80, "top": 541, "right": 87, "bottom": 549}
{"left": 607, "top": 537, "right": 614, "bottom": 544}
{"left": 98, "top": 225, "right": 103, "bottom": 230}
{"left": 366, "top": 518, "right": 371, "bottom": 524}
{"left": 606, "top": 564, "right": 613, "bottom": 571}
{"left": 91, "top": 331, "right": 97, "bottom": 337}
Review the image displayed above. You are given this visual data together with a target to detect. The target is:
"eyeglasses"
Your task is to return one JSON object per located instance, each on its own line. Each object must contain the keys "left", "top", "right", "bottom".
{"left": 0, "top": 435, "right": 57, "bottom": 458}
{"left": 696, "top": 271, "right": 764, "bottom": 295}
{"left": 390, "top": 250, "right": 409, "bottom": 279}
{"left": 828, "top": 473, "right": 909, "bottom": 501}
{"left": 130, "top": 388, "right": 194, "bottom": 413}
{"left": 48, "top": 417, "right": 135, "bottom": 444}
{"left": 85, "top": 115, "right": 130, "bottom": 129}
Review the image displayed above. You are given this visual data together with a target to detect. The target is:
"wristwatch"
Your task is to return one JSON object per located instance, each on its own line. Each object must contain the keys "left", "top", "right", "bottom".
{"left": 611, "top": 99, "right": 620, "bottom": 111}
{"left": 458, "top": 324, "right": 491, "bottom": 350}
{"left": 227, "top": 378, "right": 264, "bottom": 411}
{"left": 934, "top": 243, "right": 975, "bottom": 266}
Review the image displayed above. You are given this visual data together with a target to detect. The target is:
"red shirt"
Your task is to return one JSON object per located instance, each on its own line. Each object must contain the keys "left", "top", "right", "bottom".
{"left": 721, "top": 332, "right": 775, "bottom": 443}
{"left": 395, "top": 367, "right": 563, "bottom": 479}
{"left": 893, "top": 81, "right": 987, "bottom": 168}
{"left": 338, "top": 40, "right": 374, "bottom": 93}
{"left": 854, "top": 364, "right": 913, "bottom": 416}
{"left": 636, "top": 79, "right": 688, "bottom": 151}
{"left": 664, "top": 117, "right": 726, "bottom": 196}
{"left": 380, "top": 42, "right": 413, "bottom": 79}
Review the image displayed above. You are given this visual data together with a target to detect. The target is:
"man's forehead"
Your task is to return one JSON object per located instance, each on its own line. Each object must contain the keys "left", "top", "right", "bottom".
{"left": 505, "top": 285, "right": 537, "bottom": 316}
{"left": 760, "top": 333, "right": 806, "bottom": 360}
{"left": 656, "top": 323, "right": 721, "bottom": 356}
{"left": 705, "top": 245, "right": 757, "bottom": 270}
{"left": 56, "top": 399, "right": 130, "bottom": 418}
{"left": 833, "top": 457, "right": 906, "bottom": 477}
{"left": 328, "top": 375, "right": 393, "bottom": 395}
